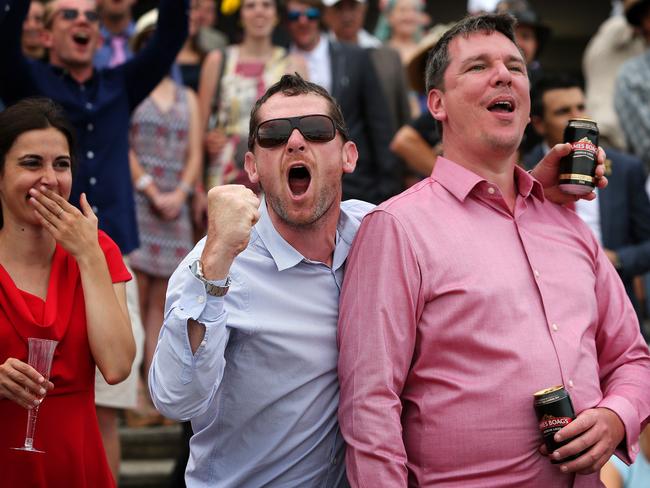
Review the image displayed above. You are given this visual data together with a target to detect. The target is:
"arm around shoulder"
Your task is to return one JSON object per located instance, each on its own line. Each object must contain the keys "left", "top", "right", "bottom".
{"left": 338, "top": 210, "right": 420, "bottom": 486}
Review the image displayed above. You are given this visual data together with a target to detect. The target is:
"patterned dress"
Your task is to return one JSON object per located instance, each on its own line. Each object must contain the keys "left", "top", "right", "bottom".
{"left": 129, "top": 84, "right": 193, "bottom": 277}
{"left": 207, "top": 46, "right": 291, "bottom": 190}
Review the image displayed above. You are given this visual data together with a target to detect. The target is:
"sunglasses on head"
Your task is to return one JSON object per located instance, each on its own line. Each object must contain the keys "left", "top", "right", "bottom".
{"left": 287, "top": 7, "right": 320, "bottom": 22}
{"left": 254, "top": 114, "right": 347, "bottom": 148}
{"left": 57, "top": 8, "right": 100, "bottom": 23}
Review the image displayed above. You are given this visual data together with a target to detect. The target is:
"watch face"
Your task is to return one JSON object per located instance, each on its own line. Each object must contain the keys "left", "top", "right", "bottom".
{"left": 190, "top": 259, "right": 204, "bottom": 280}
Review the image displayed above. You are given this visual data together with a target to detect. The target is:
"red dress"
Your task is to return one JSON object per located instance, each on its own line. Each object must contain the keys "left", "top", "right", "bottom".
{"left": 0, "top": 231, "right": 131, "bottom": 487}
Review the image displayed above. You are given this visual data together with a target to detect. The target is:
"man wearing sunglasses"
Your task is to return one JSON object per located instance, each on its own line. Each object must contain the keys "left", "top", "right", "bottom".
{"left": 0, "top": 0, "right": 188, "bottom": 481}
{"left": 286, "top": 0, "right": 400, "bottom": 205}
{"left": 150, "top": 73, "right": 368, "bottom": 487}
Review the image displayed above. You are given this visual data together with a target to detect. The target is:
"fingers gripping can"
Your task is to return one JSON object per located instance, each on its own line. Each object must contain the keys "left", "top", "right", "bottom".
{"left": 533, "top": 385, "right": 579, "bottom": 464}
{"left": 559, "top": 118, "right": 599, "bottom": 195}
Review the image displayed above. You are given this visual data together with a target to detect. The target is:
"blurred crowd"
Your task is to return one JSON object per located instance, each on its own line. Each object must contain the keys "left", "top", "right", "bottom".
{"left": 2, "top": 0, "right": 650, "bottom": 486}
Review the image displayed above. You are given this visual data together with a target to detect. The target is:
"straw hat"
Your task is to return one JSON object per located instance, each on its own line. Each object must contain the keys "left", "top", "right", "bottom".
{"left": 130, "top": 9, "right": 158, "bottom": 52}
{"left": 624, "top": 0, "right": 650, "bottom": 26}
{"left": 405, "top": 23, "right": 452, "bottom": 94}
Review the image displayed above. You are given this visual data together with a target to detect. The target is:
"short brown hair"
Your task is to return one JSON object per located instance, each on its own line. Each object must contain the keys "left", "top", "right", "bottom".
{"left": 425, "top": 13, "right": 518, "bottom": 93}
{"left": 248, "top": 73, "right": 348, "bottom": 151}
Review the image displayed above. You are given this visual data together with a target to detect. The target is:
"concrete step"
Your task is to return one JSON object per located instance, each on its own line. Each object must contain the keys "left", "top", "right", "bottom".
{"left": 120, "top": 423, "right": 183, "bottom": 460}
{"left": 119, "top": 459, "right": 176, "bottom": 488}
{"left": 118, "top": 423, "right": 185, "bottom": 488}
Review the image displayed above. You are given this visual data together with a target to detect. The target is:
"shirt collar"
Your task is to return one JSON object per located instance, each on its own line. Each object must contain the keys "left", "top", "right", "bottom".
{"left": 100, "top": 21, "right": 135, "bottom": 40}
{"left": 254, "top": 196, "right": 355, "bottom": 272}
{"left": 432, "top": 156, "right": 544, "bottom": 203}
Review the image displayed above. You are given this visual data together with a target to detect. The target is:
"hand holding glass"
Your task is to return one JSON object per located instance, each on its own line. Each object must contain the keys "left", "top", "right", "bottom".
{"left": 11, "top": 338, "right": 58, "bottom": 453}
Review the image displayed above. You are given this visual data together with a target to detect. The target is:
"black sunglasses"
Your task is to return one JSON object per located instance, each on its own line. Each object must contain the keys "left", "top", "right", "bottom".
{"left": 255, "top": 114, "right": 347, "bottom": 148}
{"left": 57, "top": 8, "right": 100, "bottom": 23}
{"left": 287, "top": 7, "right": 320, "bottom": 22}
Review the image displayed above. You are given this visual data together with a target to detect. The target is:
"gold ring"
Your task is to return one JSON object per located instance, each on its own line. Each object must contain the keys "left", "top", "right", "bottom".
{"left": 57, "top": 208, "right": 64, "bottom": 218}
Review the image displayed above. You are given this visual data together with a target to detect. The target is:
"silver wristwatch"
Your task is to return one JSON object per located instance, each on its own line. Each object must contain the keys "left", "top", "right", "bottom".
{"left": 190, "top": 259, "right": 231, "bottom": 297}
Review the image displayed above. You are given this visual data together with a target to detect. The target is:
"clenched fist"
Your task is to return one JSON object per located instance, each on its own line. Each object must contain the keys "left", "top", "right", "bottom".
{"left": 200, "top": 185, "right": 261, "bottom": 280}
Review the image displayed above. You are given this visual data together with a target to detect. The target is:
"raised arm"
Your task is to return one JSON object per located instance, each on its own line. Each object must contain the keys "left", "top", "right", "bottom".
{"left": 148, "top": 185, "right": 260, "bottom": 420}
{"left": 0, "top": 0, "right": 39, "bottom": 103}
{"left": 123, "top": 0, "right": 189, "bottom": 110}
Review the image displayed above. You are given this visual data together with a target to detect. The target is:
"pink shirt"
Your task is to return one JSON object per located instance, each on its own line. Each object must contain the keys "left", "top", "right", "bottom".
{"left": 337, "top": 157, "right": 650, "bottom": 487}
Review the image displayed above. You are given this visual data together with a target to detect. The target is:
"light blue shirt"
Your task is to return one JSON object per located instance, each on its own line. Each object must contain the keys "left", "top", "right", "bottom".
{"left": 149, "top": 198, "right": 373, "bottom": 487}
{"left": 611, "top": 449, "right": 650, "bottom": 487}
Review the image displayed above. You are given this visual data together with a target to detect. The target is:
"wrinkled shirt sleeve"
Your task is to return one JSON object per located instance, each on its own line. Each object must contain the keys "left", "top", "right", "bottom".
{"left": 593, "top": 244, "right": 650, "bottom": 463}
{"left": 149, "top": 251, "right": 231, "bottom": 421}
{"left": 338, "top": 210, "right": 420, "bottom": 487}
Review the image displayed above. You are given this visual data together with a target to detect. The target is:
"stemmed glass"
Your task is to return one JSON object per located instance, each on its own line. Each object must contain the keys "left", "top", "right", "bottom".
{"left": 11, "top": 338, "right": 58, "bottom": 453}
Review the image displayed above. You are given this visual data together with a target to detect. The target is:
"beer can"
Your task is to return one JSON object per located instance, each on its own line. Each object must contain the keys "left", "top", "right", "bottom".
{"left": 559, "top": 118, "right": 599, "bottom": 195}
{"left": 533, "top": 385, "right": 578, "bottom": 464}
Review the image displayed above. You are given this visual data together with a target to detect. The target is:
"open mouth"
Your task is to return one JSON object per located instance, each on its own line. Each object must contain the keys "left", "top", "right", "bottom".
{"left": 288, "top": 165, "right": 311, "bottom": 196}
{"left": 487, "top": 100, "right": 514, "bottom": 113}
{"left": 72, "top": 32, "right": 90, "bottom": 46}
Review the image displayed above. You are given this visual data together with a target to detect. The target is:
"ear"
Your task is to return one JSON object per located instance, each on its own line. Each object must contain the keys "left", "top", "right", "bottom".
{"left": 530, "top": 115, "right": 546, "bottom": 138}
{"left": 244, "top": 151, "right": 260, "bottom": 184}
{"left": 341, "top": 141, "right": 358, "bottom": 175}
{"left": 427, "top": 89, "right": 447, "bottom": 124}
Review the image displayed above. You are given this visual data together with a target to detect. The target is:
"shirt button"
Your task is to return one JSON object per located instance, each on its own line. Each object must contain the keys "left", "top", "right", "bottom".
{"left": 92, "top": 205, "right": 99, "bottom": 213}
{"left": 331, "top": 457, "right": 337, "bottom": 465}
{"left": 89, "top": 177, "right": 97, "bottom": 186}
{"left": 487, "top": 187, "right": 495, "bottom": 195}
{"left": 568, "top": 379, "right": 574, "bottom": 388}
{"left": 87, "top": 123, "right": 94, "bottom": 132}
{"left": 87, "top": 150, "right": 94, "bottom": 159}
{"left": 85, "top": 102, "right": 93, "bottom": 110}
{"left": 4, "top": 4, "right": 10, "bottom": 11}
{"left": 197, "top": 295, "right": 205, "bottom": 304}
{"left": 534, "top": 269, "right": 540, "bottom": 278}
{"left": 551, "top": 323, "right": 558, "bottom": 332}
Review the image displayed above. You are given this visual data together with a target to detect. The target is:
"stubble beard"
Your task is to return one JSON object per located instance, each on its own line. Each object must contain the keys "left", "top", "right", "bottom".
{"left": 265, "top": 183, "right": 338, "bottom": 230}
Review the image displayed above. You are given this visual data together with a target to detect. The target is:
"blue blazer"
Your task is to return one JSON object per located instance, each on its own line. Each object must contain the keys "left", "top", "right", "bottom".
{"left": 524, "top": 145, "right": 650, "bottom": 312}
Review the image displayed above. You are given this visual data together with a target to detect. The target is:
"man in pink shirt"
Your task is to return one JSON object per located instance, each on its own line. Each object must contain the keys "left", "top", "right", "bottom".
{"left": 337, "top": 13, "right": 650, "bottom": 487}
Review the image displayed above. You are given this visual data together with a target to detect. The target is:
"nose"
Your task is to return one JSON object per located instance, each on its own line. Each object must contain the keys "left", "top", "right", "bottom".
{"left": 492, "top": 62, "right": 512, "bottom": 87}
{"left": 39, "top": 164, "right": 57, "bottom": 187}
{"left": 285, "top": 128, "right": 306, "bottom": 153}
{"left": 570, "top": 107, "right": 586, "bottom": 119}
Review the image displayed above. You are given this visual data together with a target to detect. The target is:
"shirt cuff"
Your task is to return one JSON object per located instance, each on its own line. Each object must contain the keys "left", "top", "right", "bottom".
{"left": 598, "top": 394, "right": 641, "bottom": 464}
{"left": 183, "top": 272, "right": 226, "bottom": 324}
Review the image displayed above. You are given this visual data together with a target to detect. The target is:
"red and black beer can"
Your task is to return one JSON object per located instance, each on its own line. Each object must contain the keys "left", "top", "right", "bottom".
{"left": 559, "top": 118, "right": 599, "bottom": 195}
{"left": 533, "top": 385, "right": 578, "bottom": 464}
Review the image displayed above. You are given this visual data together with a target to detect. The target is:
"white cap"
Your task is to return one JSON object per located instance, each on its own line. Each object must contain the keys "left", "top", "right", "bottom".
{"left": 322, "top": 0, "right": 365, "bottom": 7}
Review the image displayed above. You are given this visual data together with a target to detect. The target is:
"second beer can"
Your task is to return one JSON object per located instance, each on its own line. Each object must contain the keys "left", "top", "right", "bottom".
{"left": 533, "top": 385, "right": 579, "bottom": 464}
{"left": 559, "top": 118, "right": 599, "bottom": 195}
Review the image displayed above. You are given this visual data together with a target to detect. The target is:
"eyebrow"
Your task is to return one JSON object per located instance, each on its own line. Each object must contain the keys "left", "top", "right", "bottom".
{"left": 459, "top": 54, "right": 526, "bottom": 68}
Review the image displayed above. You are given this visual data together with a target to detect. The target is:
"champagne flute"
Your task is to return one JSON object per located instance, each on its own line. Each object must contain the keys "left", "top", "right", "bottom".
{"left": 11, "top": 338, "right": 58, "bottom": 453}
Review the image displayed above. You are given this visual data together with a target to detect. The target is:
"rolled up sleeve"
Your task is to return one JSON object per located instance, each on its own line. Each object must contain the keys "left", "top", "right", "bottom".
{"left": 149, "top": 253, "right": 231, "bottom": 421}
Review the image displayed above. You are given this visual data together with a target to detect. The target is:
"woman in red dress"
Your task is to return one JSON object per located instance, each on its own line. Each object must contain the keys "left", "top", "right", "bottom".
{"left": 0, "top": 98, "right": 135, "bottom": 487}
